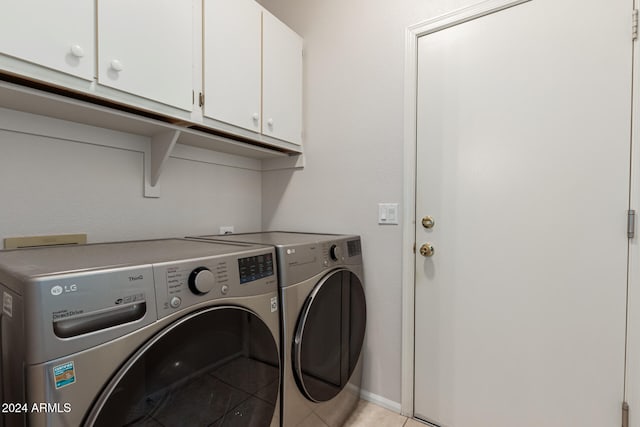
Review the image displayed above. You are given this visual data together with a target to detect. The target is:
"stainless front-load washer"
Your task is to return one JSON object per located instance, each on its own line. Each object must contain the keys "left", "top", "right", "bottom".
{"left": 0, "top": 238, "right": 280, "bottom": 427}
{"left": 189, "top": 232, "right": 366, "bottom": 427}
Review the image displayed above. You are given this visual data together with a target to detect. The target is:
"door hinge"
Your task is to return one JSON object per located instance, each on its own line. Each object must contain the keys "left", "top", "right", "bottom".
{"left": 633, "top": 9, "right": 638, "bottom": 41}
{"left": 198, "top": 92, "right": 204, "bottom": 108}
{"left": 623, "top": 401, "right": 629, "bottom": 427}
{"left": 628, "top": 210, "right": 636, "bottom": 239}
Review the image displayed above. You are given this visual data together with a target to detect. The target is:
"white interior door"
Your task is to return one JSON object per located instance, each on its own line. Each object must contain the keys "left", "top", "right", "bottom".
{"left": 414, "top": 1, "right": 633, "bottom": 426}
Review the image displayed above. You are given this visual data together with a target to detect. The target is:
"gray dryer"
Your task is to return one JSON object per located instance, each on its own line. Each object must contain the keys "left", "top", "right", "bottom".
{"left": 189, "top": 232, "right": 367, "bottom": 427}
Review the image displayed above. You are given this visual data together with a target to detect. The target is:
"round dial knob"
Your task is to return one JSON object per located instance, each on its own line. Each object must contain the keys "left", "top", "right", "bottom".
{"left": 188, "top": 267, "right": 215, "bottom": 295}
{"left": 329, "top": 244, "right": 342, "bottom": 261}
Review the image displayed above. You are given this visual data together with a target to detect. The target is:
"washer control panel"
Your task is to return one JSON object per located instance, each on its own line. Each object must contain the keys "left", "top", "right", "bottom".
{"left": 321, "top": 241, "right": 352, "bottom": 266}
{"left": 329, "top": 244, "right": 342, "bottom": 261}
{"left": 279, "top": 237, "right": 363, "bottom": 287}
{"left": 154, "top": 248, "right": 277, "bottom": 319}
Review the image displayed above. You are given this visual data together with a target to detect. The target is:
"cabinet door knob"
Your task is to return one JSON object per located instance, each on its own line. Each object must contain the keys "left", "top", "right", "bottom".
{"left": 110, "top": 59, "right": 124, "bottom": 72}
{"left": 252, "top": 113, "right": 259, "bottom": 122}
{"left": 70, "top": 44, "right": 85, "bottom": 58}
{"left": 267, "top": 118, "right": 274, "bottom": 127}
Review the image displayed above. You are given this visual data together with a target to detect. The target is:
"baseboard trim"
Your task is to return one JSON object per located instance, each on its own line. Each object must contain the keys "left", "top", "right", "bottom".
{"left": 359, "top": 389, "right": 402, "bottom": 414}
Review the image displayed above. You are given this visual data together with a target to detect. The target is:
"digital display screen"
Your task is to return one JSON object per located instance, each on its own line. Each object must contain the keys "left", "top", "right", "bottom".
{"left": 238, "top": 253, "right": 274, "bottom": 284}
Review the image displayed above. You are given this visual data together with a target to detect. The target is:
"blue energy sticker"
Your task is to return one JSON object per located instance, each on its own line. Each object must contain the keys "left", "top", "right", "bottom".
{"left": 53, "top": 361, "right": 76, "bottom": 389}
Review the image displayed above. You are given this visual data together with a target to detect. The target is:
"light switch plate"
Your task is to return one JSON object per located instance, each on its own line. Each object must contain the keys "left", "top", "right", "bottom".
{"left": 378, "top": 203, "right": 399, "bottom": 225}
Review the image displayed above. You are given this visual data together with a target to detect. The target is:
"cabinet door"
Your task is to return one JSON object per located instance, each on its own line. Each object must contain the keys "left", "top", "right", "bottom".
{"left": 97, "top": 0, "right": 193, "bottom": 111}
{"left": 203, "top": 0, "right": 261, "bottom": 133}
{"left": 0, "top": 0, "right": 94, "bottom": 81}
{"left": 262, "top": 11, "right": 303, "bottom": 145}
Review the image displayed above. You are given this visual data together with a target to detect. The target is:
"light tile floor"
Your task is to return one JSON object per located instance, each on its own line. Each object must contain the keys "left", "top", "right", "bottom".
{"left": 343, "top": 400, "right": 427, "bottom": 427}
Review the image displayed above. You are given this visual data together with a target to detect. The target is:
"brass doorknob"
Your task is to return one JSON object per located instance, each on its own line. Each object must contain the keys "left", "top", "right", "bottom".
{"left": 422, "top": 216, "right": 435, "bottom": 229}
{"left": 420, "top": 243, "right": 435, "bottom": 257}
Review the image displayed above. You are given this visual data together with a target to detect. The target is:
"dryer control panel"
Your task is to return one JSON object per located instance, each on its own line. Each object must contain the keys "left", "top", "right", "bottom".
{"left": 278, "top": 237, "right": 363, "bottom": 287}
{"left": 153, "top": 248, "right": 277, "bottom": 319}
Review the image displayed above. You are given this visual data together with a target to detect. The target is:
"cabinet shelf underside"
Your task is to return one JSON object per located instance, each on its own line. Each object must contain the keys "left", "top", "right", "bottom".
{"left": 0, "top": 74, "right": 302, "bottom": 160}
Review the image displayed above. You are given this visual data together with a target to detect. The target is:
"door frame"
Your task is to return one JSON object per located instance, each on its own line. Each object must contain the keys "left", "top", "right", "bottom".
{"left": 401, "top": 0, "right": 541, "bottom": 417}
{"left": 626, "top": 0, "right": 640, "bottom": 423}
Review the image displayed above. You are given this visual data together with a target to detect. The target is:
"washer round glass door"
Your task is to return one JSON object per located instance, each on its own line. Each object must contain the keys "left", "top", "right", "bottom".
{"left": 293, "top": 268, "right": 366, "bottom": 402}
{"left": 86, "top": 306, "right": 279, "bottom": 427}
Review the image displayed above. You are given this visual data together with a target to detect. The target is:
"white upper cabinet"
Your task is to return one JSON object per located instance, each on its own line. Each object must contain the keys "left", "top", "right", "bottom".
{"left": 0, "top": 0, "right": 94, "bottom": 81}
{"left": 203, "top": 3, "right": 303, "bottom": 145}
{"left": 203, "top": 0, "right": 262, "bottom": 133}
{"left": 0, "top": 0, "right": 303, "bottom": 153}
{"left": 262, "top": 10, "right": 303, "bottom": 145}
{"left": 97, "top": 0, "right": 193, "bottom": 111}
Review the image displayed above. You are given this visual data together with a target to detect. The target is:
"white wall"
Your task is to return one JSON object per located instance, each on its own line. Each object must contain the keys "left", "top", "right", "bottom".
{"left": 0, "top": 109, "right": 262, "bottom": 243}
{"left": 258, "top": 0, "right": 475, "bottom": 408}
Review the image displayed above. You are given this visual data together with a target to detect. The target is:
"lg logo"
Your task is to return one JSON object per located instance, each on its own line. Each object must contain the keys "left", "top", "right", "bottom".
{"left": 50, "top": 284, "right": 78, "bottom": 296}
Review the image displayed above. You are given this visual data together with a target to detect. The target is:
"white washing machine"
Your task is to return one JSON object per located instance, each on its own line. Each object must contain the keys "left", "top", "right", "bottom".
{"left": 0, "top": 238, "right": 281, "bottom": 427}
{"left": 189, "top": 232, "right": 366, "bottom": 427}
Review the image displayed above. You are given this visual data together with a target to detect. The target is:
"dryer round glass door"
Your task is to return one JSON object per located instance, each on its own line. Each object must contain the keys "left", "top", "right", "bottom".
{"left": 85, "top": 306, "right": 279, "bottom": 426}
{"left": 293, "top": 268, "right": 367, "bottom": 402}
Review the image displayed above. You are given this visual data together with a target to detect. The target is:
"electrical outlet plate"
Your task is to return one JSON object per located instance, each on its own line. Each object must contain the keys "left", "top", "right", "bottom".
{"left": 4, "top": 234, "right": 87, "bottom": 249}
{"left": 219, "top": 226, "right": 234, "bottom": 235}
